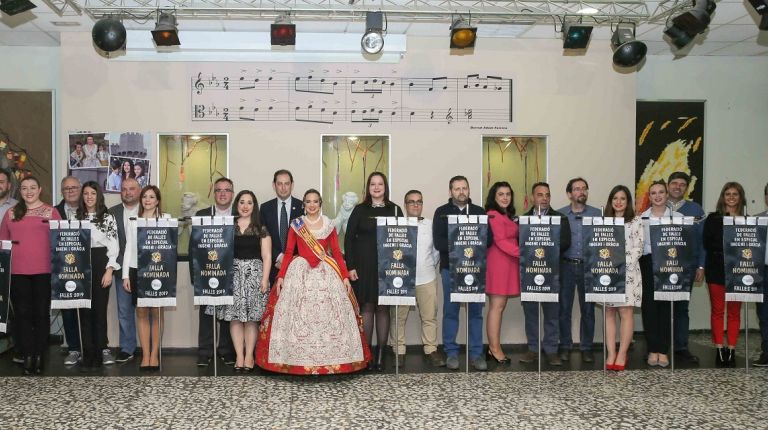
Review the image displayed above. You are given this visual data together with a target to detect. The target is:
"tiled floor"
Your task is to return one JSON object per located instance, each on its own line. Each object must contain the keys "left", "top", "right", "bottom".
{"left": 0, "top": 332, "right": 765, "bottom": 428}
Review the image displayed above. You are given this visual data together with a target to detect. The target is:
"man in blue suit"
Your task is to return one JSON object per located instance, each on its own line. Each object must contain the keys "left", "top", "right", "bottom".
{"left": 260, "top": 169, "right": 303, "bottom": 282}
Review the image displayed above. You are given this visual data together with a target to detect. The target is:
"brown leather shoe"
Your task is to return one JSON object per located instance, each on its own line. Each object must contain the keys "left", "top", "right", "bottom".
{"left": 426, "top": 351, "right": 446, "bottom": 367}
{"left": 395, "top": 354, "right": 406, "bottom": 367}
{"left": 519, "top": 350, "right": 537, "bottom": 363}
{"left": 547, "top": 353, "right": 563, "bottom": 366}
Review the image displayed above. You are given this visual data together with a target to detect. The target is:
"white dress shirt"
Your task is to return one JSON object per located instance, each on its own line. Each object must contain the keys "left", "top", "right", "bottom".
{"left": 67, "top": 211, "right": 121, "bottom": 270}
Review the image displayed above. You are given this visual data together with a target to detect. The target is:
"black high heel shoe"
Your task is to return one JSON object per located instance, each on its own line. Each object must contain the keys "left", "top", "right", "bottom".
{"left": 22, "top": 356, "right": 35, "bottom": 376}
{"left": 33, "top": 356, "right": 43, "bottom": 375}
{"left": 486, "top": 348, "right": 511, "bottom": 364}
{"left": 375, "top": 346, "right": 386, "bottom": 372}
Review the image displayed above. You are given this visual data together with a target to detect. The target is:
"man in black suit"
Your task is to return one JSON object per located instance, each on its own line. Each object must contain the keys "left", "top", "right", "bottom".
{"left": 259, "top": 169, "right": 303, "bottom": 282}
{"left": 191, "top": 177, "right": 236, "bottom": 366}
{"left": 108, "top": 178, "right": 141, "bottom": 364}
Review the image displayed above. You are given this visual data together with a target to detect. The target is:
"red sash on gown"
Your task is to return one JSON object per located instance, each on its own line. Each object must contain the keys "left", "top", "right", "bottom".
{"left": 255, "top": 218, "right": 371, "bottom": 374}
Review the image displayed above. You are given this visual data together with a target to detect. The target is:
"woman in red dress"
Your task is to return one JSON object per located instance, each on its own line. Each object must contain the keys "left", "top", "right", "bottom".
{"left": 256, "top": 189, "right": 371, "bottom": 374}
{"left": 484, "top": 181, "right": 520, "bottom": 364}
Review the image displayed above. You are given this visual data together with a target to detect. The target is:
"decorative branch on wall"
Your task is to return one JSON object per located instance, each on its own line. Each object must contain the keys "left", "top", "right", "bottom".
{"left": 190, "top": 67, "right": 512, "bottom": 126}
{"left": 161, "top": 135, "right": 226, "bottom": 199}
{"left": 158, "top": 134, "right": 228, "bottom": 258}
{"left": 321, "top": 135, "right": 389, "bottom": 249}
{"left": 0, "top": 129, "right": 46, "bottom": 182}
{"left": 0, "top": 90, "right": 53, "bottom": 201}
{"left": 482, "top": 136, "right": 547, "bottom": 213}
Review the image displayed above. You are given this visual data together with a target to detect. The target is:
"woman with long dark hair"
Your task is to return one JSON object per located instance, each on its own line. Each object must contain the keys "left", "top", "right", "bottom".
{"left": 120, "top": 159, "right": 135, "bottom": 182}
{"left": 73, "top": 181, "right": 120, "bottom": 370}
{"left": 207, "top": 190, "right": 271, "bottom": 371}
{"left": 704, "top": 182, "right": 747, "bottom": 367}
{"left": 122, "top": 185, "right": 167, "bottom": 371}
{"left": 344, "top": 172, "right": 403, "bottom": 371}
{"left": 0, "top": 176, "right": 62, "bottom": 375}
{"left": 603, "top": 185, "right": 643, "bottom": 371}
{"left": 483, "top": 181, "right": 519, "bottom": 364}
{"left": 133, "top": 163, "right": 148, "bottom": 188}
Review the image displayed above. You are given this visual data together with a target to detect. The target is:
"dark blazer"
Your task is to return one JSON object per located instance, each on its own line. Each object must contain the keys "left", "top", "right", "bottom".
{"left": 260, "top": 197, "right": 303, "bottom": 264}
{"left": 55, "top": 199, "right": 69, "bottom": 219}
{"left": 108, "top": 203, "right": 130, "bottom": 269}
{"left": 432, "top": 198, "right": 493, "bottom": 270}
{"left": 703, "top": 212, "right": 725, "bottom": 285}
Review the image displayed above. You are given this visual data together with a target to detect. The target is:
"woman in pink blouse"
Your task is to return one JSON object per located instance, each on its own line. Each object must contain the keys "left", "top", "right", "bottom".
{"left": 484, "top": 181, "right": 520, "bottom": 364}
{"left": 0, "top": 176, "right": 62, "bottom": 375}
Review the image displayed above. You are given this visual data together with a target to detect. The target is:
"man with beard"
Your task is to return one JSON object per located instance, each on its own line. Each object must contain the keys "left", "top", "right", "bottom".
{"left": 109, "top": 178, "right": 141, "bottom": 364}
{"left": 557, "top": 178, "right": 601, "bottom": 364}
{"left": 666, "top": 171, "right": 705, "bottom": 365}
{"left": 433, "top": 175, "right": 491, "bottom": 371}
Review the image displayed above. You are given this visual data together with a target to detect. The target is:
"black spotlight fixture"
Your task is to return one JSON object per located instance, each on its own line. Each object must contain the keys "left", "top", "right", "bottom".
{"left": 152, "top": 11, "right": 180, "bottom": 46}
{"left": 0, "top": 0, "right": 36, "bottom": 15}
{"left": 361, "top": 11, "right": 385, "bottom": 54}
{"left": 92, "top": 17, "right": 127, "bottom": 53}
{"left": 663, "top": 0, "right": 716, "bottom": 49}
{"left": 746, "top": 0, "right": 768, "bottom": 30}
{"left": 450, "top": 17, "right": 477, "bottom": 49}
{"left": 562, "top": 22, "right": 593, "bottom": 49}
{"left": 271, "top": 15, "right": 296, "bottom": 46}
{"left": 671, "top": 0, "right": 716, "bottom": 35}
{"left": 663, "top": 25, "right": 695, "bottom": 49}
{"left": 612, "top": 23, "right": 647, "bottom": 68}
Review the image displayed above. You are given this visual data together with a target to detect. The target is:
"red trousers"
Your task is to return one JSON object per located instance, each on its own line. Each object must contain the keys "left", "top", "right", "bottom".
{"left": 708, "top": 283, "right": 742, "bottom": 347}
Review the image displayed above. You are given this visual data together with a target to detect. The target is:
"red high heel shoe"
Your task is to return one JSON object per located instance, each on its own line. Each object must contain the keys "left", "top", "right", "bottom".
{"left": 614, "top": 356, "right": 629, "bottom": 371}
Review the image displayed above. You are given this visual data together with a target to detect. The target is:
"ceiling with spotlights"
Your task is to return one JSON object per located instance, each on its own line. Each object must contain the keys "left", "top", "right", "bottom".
{"left": 0, "top": 0, "right": 766, "bottom": 56}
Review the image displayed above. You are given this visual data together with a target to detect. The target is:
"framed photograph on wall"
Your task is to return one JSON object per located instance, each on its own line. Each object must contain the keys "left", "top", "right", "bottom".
{"left": 69, "top": 131, "right": 151, "bottom": 193}
{"left": 481, "top": 136, "right": 547, "bottom": 214}
{"left": 321, "top": 135, "right": 390, "bottom": 248}
{"left": 158, "top": 133, "right": 228, "bottom": 258}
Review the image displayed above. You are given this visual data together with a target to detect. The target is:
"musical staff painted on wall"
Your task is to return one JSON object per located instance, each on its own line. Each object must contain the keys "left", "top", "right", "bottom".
{"left": 190, "top": 69, "right": 512, "bottom": 126}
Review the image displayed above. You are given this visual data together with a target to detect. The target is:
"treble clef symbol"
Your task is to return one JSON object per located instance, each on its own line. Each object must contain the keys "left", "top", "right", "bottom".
{"left": 446, "top": 108, "right": 453, "bottom": 124}
{"left": 194, "top": 72, "right": 204, "bottom": 94}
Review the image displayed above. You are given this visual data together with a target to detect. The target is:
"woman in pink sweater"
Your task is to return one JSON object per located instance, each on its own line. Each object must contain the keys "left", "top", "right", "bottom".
{"left": 484, "top": 181, "right": 520, "bottom": 364}
{"left": 0, "top": 176, "right": 62, "bottom": 375}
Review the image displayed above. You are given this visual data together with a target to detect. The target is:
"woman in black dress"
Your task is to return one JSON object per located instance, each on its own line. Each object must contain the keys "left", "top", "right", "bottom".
{"left": 344, "top": 172, "right": 403, "bottom": 370}
{"left": 703, "top": 182, "right": 746, "bottom": 367}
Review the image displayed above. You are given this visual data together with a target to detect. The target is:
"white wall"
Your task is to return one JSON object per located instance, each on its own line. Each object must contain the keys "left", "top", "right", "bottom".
{"left": 6, "top": 38, "right": 768, "bottom": 349}
{"left": 637, "top": 55, "right": 768, "bottom": 332}
{"left": 54, "top": 31, "right": 636, "bottom": 347}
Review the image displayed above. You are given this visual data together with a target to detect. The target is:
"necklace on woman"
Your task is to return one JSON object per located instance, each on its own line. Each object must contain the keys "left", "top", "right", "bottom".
{"left": 305, "top": 214, "right": 322, "bottom": 225}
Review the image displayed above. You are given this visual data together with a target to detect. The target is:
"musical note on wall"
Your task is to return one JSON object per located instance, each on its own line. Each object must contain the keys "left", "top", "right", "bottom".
{"left": 190, "top": 70, "right": 512, "bottom": 126}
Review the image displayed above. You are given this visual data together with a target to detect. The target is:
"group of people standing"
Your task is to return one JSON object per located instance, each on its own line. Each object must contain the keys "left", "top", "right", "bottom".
{"left": 1, "top": 166, "right": 768, "bottom": 376}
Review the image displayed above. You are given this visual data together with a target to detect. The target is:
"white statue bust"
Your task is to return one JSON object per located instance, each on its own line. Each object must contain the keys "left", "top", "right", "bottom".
{"left": 333, "top": 191, "right": 359, "bottom": 235}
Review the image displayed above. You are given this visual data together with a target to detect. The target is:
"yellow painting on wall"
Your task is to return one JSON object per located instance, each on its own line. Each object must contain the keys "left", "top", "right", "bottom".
{"left": 481, "top": 136, "right": 547, "bottom": 214}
